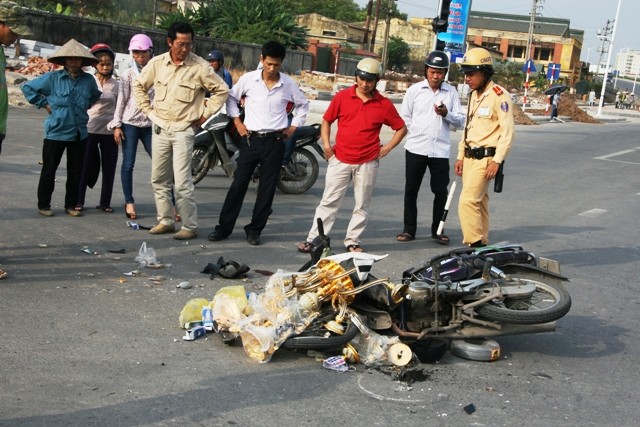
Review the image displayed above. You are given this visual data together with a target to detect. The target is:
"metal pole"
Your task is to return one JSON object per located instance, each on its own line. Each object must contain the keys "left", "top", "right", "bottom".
{"left": 632, "top": 67, "right": 638, "bottom": 94}
{"left": 523, "top": 0, "right": 537, "bottom": 113}
{"left": 596, "top": 0, "right": 622, "bottom": 117}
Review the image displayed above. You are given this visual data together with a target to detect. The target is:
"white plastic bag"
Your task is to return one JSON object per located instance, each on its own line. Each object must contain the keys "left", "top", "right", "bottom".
{"left": 134, "top": 242, "right": 157, "bottom": 267}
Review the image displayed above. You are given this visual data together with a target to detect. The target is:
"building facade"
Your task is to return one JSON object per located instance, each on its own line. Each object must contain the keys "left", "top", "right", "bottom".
{"left": 615, "top": 48, "right": 640, "bottom": 78}
{"left": 465, "top": 11, "right": 583, "bottom": 84}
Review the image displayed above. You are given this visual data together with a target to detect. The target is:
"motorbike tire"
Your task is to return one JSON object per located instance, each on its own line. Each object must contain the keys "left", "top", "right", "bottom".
{"left": 276, "top": 147, "right": 319, "bottom": 194}
{"left": 191, "top": 145, "right": 214, "bottom": 185}
{"left": 280, "top": 320, "right": 359, "bottom": 350}
{"left": 477, "top": 272, "right": 571, "bottom": 324}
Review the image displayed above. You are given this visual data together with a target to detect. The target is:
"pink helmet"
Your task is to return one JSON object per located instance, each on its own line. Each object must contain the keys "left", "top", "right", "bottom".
{"left": 129, "top": 34, "right": 153, "bottom": 51}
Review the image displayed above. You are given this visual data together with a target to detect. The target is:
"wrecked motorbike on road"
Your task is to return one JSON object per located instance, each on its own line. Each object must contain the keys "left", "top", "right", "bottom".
{"left": 211, "top": 225, "right": 571, "bottom": 364}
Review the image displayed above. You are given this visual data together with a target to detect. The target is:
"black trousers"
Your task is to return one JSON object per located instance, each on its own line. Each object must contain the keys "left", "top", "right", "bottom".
{"left": 403, "top": 150, "right": 450, "bottom": 237}
{"left": 37, "top": 136, "right": 86, "bottom": 210}
{"left": 216, "top": 134, "right": 284, "bottom": 236}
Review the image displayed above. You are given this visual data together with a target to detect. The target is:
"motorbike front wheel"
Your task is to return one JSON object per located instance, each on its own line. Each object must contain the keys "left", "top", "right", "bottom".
{"left": 192, "top": 146, "right": 215, "bottom": 185}
{"left": 277, "top": 147, "right": 319, "bottom": 194}
{"left": 477, "top": 272, "right": 571, "bottom": 324}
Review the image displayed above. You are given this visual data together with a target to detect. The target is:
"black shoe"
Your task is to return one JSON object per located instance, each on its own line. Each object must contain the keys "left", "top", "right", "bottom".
{"left": 208, "top": 229, "right": 230, "bottom": 242}
{"left": 246, "top": 234, "right": 261, "bottom": 246}
{"left": 470, "top": 240, "right": 486, "bottom": 248}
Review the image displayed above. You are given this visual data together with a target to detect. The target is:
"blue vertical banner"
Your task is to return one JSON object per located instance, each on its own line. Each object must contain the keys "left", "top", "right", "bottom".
{"left": 437, "top": 0, "right": 472, "bottom": 63}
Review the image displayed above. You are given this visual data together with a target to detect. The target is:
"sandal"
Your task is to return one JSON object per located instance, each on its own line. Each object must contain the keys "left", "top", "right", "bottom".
{"left": 297, "top": 241, "right": 312, "bottom": 253}
{"left": 431, "top": 234, "right": 450, "bottom": 245}
{"left": 396, "top": 232, "right": 414, "bottom": 242}
{"left": 125, "top": 204, "right": 137, "bottom": 220}
{"left": 0, "top": 269, "right": 7, "bottom": 280}
{"left": 346, "top": 244, "right": 364, "bottom": 253}
{"left": 97, "top": 206, "right": 114, "bottom": 213}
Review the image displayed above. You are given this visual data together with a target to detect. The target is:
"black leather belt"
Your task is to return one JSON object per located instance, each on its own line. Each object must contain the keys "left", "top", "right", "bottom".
{"left": 248, "top": 130, "right": 283, "bottom": 139}
{"left": 465, "top": 146, "right": 496, "bottom": 159}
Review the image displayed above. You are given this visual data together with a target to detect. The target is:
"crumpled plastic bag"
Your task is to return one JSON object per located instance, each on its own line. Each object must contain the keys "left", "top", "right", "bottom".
{"left": 135, "top": 242, "right": 157, "bottom": 267}
{"left": 178, "top": 298, "right": 210, "bottom": 328}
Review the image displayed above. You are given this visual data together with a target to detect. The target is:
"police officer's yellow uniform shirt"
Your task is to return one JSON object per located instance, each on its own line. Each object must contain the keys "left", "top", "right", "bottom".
{"left": 457, "top": 81, "right": 514, "bottom": 164}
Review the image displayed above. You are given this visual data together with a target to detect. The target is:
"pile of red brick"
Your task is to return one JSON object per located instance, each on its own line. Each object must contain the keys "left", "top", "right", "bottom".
{"left": 15, "top": 56, "right": 59, "bottom": 76}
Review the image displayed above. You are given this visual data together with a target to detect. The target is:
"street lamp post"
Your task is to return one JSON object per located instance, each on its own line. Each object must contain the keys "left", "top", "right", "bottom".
{"left": 596, "top": 0, "right": 622, "bottom": 118}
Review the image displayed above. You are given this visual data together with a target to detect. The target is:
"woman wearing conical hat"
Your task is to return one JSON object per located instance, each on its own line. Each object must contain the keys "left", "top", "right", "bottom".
{"left": 21, "top": 39, "right": 103, "bottom": 217}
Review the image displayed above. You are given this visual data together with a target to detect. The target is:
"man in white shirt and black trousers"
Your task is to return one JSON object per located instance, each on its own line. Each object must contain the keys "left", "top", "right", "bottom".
{"left": 396, "top": 50, "right": 465, "bottom": 245}
{"left": 209, "top": 41, "right": 309, "bottom": 246}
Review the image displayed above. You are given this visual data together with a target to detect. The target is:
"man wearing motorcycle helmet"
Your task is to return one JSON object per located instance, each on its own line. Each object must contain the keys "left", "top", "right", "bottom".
{"left": 76, "top": 43, "right": 119, "bottom": 214}
{"left": 298, "top": 57, "right": 407, "bottom": 253}
{"left": 206, "top": 49, "right": 232, "bottom": 89}
{"left": 397, "top": 50, "right": 464, "bottom": 246}
{"left": 454, "top": 47, "right": 514, "bottom": 247}
{"left": 108, "top": 33, "right": 155, "bottom": 220}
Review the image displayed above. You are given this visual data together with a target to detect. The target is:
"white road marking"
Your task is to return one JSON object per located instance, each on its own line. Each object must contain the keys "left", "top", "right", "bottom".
{"left": 594, "top": 147, "right": 640, "bottom": 165}
{"left": 578, "top": 208, "right": 608, "bottom": 217}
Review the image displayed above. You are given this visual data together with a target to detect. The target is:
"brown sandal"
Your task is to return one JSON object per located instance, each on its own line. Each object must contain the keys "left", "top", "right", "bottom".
{"left": 346, "top": 244, "right": 364, "bottom": 253}
{"left": 396, "top": 232, "right": 414, "bottom": 242}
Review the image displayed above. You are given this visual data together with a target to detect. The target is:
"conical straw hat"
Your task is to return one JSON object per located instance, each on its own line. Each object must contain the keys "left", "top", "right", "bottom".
{"left": 48, "top": 39, "right": 99, "bottom": 67}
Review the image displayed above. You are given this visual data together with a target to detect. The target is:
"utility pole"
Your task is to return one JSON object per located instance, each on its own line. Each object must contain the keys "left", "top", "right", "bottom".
{"left": 370, "top": 0, "right": 382, "bottom": 53}
{"left": 597, "top": 20, "right": 613, "bottom": 77}
{"left": 522, "top": 0, "right": 541, "bottom": 113}
{"left": 380, "top": 0, "right": 394, "bottom": 73}
{"left": 597, "top": 0, "right": 622, "bottom": 117}
{"left": 363, "top": 0, "right": 373, "bottom": 50}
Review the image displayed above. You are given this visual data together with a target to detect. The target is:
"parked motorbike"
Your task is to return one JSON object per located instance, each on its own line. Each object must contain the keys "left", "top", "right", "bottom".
{"left": 212, "top": 220, "right": 572, "bottom": 363}
{"left": 191, "top": 110, "right": 323, "bottom": 194}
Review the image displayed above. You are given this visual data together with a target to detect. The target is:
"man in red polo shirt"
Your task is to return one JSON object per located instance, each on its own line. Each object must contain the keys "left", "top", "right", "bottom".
{"left": 297, "top": 58, "right": 407, "bottom": 253}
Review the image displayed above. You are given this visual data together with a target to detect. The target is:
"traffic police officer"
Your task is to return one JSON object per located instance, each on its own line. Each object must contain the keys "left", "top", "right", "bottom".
{"left": 454, "top": 48, "right": 514, "bottom": 247}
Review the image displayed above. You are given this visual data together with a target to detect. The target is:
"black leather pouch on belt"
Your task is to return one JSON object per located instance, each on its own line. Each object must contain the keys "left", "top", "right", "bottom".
{"left": 494, "top": 162, "right": 504, "bottom": 193}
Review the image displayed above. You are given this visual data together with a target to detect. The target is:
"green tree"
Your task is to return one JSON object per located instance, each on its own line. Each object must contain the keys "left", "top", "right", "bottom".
{"left": 158, "top": 0, "right": 308, "bottom": 49}
{"left": 283, "top": 0, "right": 361, "bottom": 22}
{"left": 385, "top": 36, "right": 409, "bottom": 72}
{"left": 493, "top": 60, "right": 524, "bottom": 91}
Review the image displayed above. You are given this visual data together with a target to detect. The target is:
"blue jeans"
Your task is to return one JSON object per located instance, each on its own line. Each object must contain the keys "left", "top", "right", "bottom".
{"left": 120, "top": 124, "right": 152, "bottom": 204}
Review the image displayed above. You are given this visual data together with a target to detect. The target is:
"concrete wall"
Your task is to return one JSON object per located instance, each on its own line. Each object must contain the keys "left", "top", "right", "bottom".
{"left": 21, "top": 10, "right": 313, "bottom": 74}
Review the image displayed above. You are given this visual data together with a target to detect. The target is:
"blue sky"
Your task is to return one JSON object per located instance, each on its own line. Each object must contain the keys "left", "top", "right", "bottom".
{"left": 355, "top": 0, "right": 637, "bottom": 63}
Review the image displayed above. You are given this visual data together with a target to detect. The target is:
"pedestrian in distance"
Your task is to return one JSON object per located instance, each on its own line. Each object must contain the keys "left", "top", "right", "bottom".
{"left": 297, "top": 58, "right": 407, "bottom": 254}
{"left": 22, "top": 39, "right": 102, "bottom": 218}
{"left": 396, "top": 50, "right": 465, "bottom": 245}
{"left": 206, "top": 49, "right": 232, "bottom": 89}
{"left": 75, "top": 43, "right": 119, "bottom": 213}
{"left": 108, "top": 34, "right": 155, "bottom": 220}
{"left": 588, "top": 89, "right": 596, "bottom": 107}
{"left": 550, "top": 88, "right": 561, "bottom": 122}
{"left": 209, "top": 40, "right": 309, "bottom": 246}
{"left": 0, "top": 0, "right": 33, "bottom": 280}
{"left": 454, "top": 48, "right": 514, "bottom": 247}
{"left": 133, "top": 22, "right": 229, "bottom": 240}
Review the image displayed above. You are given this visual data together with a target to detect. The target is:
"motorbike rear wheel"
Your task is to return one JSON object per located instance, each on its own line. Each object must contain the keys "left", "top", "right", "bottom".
{"left": 277, "top": 147, "right": 319, "bottom": 194}
{"left": 477, "top": 272, "right": 571, "bottom": 324}
{"left": 192, "top": 146, "right": 216, "bottom": 185}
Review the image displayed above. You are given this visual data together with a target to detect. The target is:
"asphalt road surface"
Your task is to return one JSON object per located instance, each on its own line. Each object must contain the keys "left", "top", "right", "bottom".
{"left": 1, "top": 106, "right": 639, "bottom": 426}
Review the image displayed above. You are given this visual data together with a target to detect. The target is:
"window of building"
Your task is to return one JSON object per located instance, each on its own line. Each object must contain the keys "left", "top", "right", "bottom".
{"left": 508, "top": 45, "right": 526, "bottom": 59}
{"left": 322, "top": 30, "right": 337, "bottom": 37}
{"left": 536, "top": 47, "right": 553, "bottom": 61}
